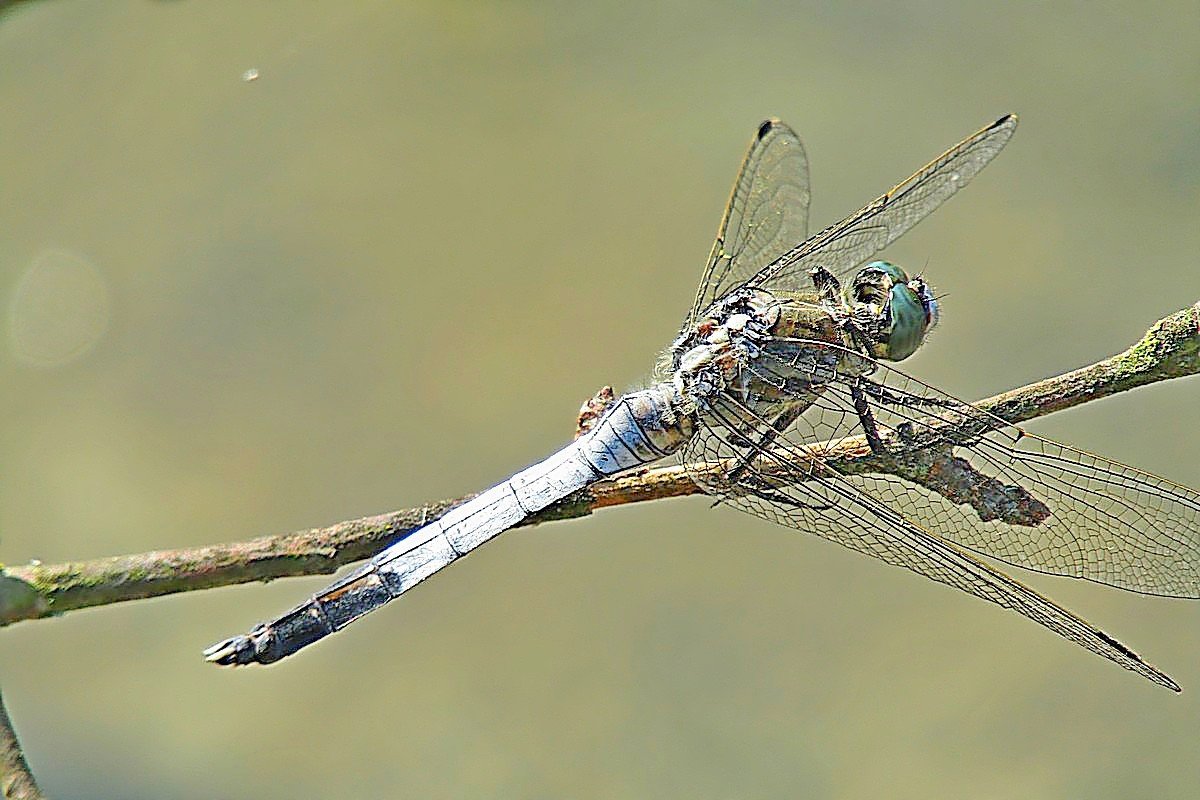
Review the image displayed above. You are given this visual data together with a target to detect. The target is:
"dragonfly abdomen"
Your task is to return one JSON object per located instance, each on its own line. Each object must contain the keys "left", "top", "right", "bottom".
{"left": 204, "top": 385, "right": 694, "bottom": 666}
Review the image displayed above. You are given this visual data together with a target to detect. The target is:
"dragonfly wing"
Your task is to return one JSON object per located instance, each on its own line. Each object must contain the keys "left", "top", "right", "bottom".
{"left": 748, "top": 114, "right": 1017, "bottom": 294}
{"left": 685, "top": 119, "right": 811, "bottom": 331}
{"left": 797, "top": 349, "right": 1200, "bottom": 598}
{"left": 680, "top": 354, "right": 1183, "bottom": 690}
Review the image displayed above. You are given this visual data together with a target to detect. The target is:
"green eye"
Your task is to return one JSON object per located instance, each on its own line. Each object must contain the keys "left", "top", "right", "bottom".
{"left": 882, "top": 281, "right": 929, "bottom": 361}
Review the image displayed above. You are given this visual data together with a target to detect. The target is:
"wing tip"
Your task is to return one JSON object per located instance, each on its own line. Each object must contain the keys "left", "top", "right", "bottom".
{"left": 994, "top": 112, "right": 1019, "bottom": 131}
{"left": 1151, "top": 670, "right": 1183, "bottom": 693}
{"left": 757, "top": 118, "right": 783, "bottom": 140}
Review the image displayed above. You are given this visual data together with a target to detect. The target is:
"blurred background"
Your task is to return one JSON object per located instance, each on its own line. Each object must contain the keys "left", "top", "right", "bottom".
{"left": 2, "top": 2, "right": 1198, "bottom": 798}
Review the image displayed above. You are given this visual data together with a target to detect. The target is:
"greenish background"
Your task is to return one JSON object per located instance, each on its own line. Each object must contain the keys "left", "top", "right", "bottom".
{"left": 2, "top": 2, "right": 1197, "bottom": 798}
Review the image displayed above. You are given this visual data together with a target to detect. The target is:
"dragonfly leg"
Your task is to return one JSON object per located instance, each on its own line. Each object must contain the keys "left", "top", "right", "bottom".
{"left": 747, "top": 482, "right": 832, "bottom": 511}
{"left": 856, "top": 377, "right": 987, "bottom": 447}
{"left": 711, "top": 472, "right": 833, "bottom": 512}
{"left": 725, "top": 405, "right": 806, "bottom": 485}
{"left": 809, "top": 265, "right": 843, "bottom": 305}
{"left": 707, "top": 401, "right": 832, "bottom": 512}
{"left": 858, "top": 377, "right": 959, "bottom": 410}
{"left": 850, "top": 380, "right": 888, "bottom": 455}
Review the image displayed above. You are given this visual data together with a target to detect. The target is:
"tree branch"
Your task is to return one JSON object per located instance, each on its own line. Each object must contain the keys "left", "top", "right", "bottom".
{"left": 0, "top": 687, "right": 47, "bottom": 800}
{"left": 2, "top": 301, "right": 1197, "bottom": 627}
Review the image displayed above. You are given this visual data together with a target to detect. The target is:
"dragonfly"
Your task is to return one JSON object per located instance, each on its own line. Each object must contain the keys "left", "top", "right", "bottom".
{"left": 205, "top": 114, "right": 1200, "bottom": 690}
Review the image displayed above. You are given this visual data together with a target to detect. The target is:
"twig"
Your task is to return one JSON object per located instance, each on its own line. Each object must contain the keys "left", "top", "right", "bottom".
{"left": 0, "top": 688, "right": 46, "bottom": 800}
{"left": 1, "top": 301, "right": 1196, "bottom": 626}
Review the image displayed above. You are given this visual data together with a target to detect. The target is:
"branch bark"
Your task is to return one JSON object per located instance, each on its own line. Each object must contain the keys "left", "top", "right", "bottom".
{"left": 0, "top": 688, "right": 46, "bottom": 800}
{"left": 1, "top": 301, "right": 1197, "bottom": 627}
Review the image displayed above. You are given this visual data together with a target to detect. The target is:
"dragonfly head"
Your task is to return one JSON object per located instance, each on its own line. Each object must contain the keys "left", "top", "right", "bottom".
{"left": 847, "top": 261, "right": 938, "bottom": 362}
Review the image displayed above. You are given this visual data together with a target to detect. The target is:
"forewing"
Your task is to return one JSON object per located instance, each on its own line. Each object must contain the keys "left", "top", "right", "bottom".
{"left": 686, "top": 119, "right": 810, "bottom": 329}
{"left": 808, "top": 352, "right": 1200, "bottom": 598}
{"left": 748, "top": 114, "right": 1017, "bottom": 295}
{"left": 679, "top": 342, "right": 1188, "bottom": 690}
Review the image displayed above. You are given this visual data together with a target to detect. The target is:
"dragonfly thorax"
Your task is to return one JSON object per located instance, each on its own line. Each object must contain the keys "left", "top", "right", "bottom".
{"left": 668, "top": 288, "right": 793, "bottom": 408}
